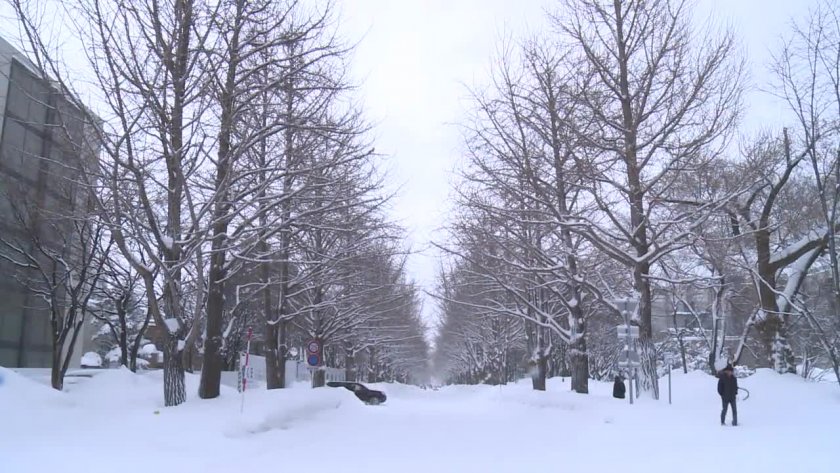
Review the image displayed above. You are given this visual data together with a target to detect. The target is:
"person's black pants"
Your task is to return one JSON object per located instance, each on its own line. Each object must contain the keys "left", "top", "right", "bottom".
{"left": 721, "top": 398, "right": 737, "bottom": 425}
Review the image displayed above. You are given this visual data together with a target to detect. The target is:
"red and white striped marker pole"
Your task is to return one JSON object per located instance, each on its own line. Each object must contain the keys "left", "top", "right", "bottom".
{"left": 240, "top": 326, "right": 253, "bottom": 414}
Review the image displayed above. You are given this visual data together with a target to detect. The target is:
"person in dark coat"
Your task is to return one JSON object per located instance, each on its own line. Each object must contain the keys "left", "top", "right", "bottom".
{"left": 717, "top": 364, "right": 738, "bottom": 426}
{"left": 613, "top": 375, "right": 626, "bottom": 399}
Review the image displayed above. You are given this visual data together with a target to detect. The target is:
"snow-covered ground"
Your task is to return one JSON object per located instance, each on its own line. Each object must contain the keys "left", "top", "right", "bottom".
{"left": 1, "top": 367, "right": 837, "bottom": 473}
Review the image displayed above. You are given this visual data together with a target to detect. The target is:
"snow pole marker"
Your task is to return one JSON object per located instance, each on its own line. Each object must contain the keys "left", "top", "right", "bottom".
{"left": 240, "top": 326, "right": 253, "bottom": 414}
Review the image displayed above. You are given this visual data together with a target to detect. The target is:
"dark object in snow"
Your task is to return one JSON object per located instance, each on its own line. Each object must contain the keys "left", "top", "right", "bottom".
{"left": 612, "top": 375, "right": 626, "bottom": 399}
{"left": 326, "top": 381, "right": 387, "bottom": 405}
{"left": 717, "top": 365, "right": 738, "bottom": 426}
{"left": 738, "top": 387, "right": 750, "bottom": 401}
{"left": 717, "top": 365, "right": 738, "bottom": 400}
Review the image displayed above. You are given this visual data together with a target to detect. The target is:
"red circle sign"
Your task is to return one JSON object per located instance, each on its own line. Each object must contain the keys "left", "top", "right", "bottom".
{"left": 307, "top": 340, "right": 320, "bottom": 354}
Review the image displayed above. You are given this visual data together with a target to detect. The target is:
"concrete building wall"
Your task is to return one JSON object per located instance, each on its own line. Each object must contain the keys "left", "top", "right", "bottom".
{"left": 0, "top": 37, "right": 94, "bottom": 368}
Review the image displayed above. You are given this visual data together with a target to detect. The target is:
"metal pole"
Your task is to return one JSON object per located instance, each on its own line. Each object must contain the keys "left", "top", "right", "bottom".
{"left": 668, "top": 363, "right": 672, "bottom": 405}
{"left": 623, "top": 307, "right": 634, "bottom": 405}
{"left": 240, "top": 327, "right": 253, "bottom": 414}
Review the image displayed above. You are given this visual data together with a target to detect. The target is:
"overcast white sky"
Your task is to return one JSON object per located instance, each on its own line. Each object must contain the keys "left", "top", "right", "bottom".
{"left": 0, "top": 0, "right": 821, "bottom": 328}
{"left": 336, "top": 0, "right": 820, "bottom": 326}
{"left": 337, "top": 0, "right": 553, "bottom": 325}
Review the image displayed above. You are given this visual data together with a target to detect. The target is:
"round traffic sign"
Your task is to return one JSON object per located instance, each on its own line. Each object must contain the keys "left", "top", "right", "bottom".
{"left": 306, "top": 340, "right": 321, "bottom": 354}
{"left": 307, "top": 354, "right": 321, "bottom": 367}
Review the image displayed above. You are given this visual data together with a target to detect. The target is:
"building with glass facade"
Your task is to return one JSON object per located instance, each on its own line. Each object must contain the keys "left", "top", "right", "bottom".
{"left": 0, "top": 36, "right": 98, "bottom": 368}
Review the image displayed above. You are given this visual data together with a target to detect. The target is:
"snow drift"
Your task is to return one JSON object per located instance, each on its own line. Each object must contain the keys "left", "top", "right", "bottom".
{"left": 0, "top": 367, "right": 837, "bottom": 473}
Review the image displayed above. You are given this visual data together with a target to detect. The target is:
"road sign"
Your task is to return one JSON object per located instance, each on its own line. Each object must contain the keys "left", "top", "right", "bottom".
{"left": 615, "top": 299, "right": 638, "bottom": 313}
{"left": 622, "top": 351, "right": 641, "bottom": 363}
{"left": 616, "top": 325, "right": 640, "bottom": 339}
{"left": 305, "top": 338, "right": 323, "bottom": 367}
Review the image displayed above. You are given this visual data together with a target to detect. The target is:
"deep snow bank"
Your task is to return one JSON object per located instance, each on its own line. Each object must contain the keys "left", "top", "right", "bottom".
{"left": 1, "top": 366, "right": 837, "bottom": 473}
{"left": 0, "top": 366, "right": 68, "bottom": 408}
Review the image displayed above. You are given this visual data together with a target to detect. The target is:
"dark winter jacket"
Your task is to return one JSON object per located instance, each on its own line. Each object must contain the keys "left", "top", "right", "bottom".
{"left": 717, "top": 372, "right": 738, "bottom": 401}
{"left": 613, "top": 376, "right": 626, "bottom": 399}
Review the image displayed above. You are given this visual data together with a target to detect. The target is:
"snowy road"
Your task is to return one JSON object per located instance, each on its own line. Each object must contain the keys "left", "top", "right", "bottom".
{"left": 1, "top": 368, "right": 837, "bottom": 473}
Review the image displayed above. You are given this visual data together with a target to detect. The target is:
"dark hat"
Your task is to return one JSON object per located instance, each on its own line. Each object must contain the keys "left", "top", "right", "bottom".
{"left": 723, "top": 364, "right": 734, "bottom": 372}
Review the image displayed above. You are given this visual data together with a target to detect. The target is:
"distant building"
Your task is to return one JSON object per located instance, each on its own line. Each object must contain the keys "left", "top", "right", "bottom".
{"left": 0, "top": 36, "right": 99, "bottom": 368}
{"left": 651, "top": 290, "right": 714, "bottom": 335}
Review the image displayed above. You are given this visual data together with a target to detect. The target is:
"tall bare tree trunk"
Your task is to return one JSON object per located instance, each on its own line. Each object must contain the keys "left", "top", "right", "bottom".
{"left": 570, "top": 331, "right": 588, "bottom": 394}
{"left": 118, "top": 302, "right": 129, "bottom": 368}
{"left": 278, "top": 321, "right": 288, "bottom": 388}
{"left": 612, "top": 0, "right": 657, "bottom": 399}
{"left": 754, "top": 229, "right": 789, "bottom": 370}
{"left": 345, "top": 347, "right": 357, "bottom": 382}
{"left": 530, "top": 322, "right": 548, "bottom": 391}
{"left": 312, "top": 369, "right": 326, "bottom": 388}
{"left": 263, "top": 66, "right": 297, "bottom": 390}
{"left": 367, "top": 346, "right": 377, "bottom": 383}
{"left": 163, "top": 335, "right": 187, "bottom": 407}
{"left": 531, "top": 356, "right": 547, "bottom": 391}
{"left": 129, "top": 309, "right": 151, "bottom": 373}
{"left": 199, "top": 0, "right": 247, "bottom": 399}
{"left": 200, "top": 218, "right": 230, "bottom": 397}
{"left": 752, "top": 139, "right": 798, "bottom": 374}
{"left": 51, "top": 337, "right": 64, "bottom": 391}
{"left": 265, "top": 322, "right": 283, "bottom": 389}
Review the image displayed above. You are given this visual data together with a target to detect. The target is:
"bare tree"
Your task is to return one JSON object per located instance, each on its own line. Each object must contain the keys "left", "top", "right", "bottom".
{"left": 555, "top": 0, "right": 743, "bottom": 397}
{"left": 198, "top": 0, "right": 326, "bottom": 400}
{"left": 650, "top": 161, "right": 751, "bottom": 374}
{"left": 0, "top": 202, "right": 106, "bottom": 390}
{"left": 212, "top": 6, "right": 367, "bottom": 390}
{"left": 340, "top": 253, "right": 429, "bottom": 384}
{"left": 89, "top": 250, "right": 152, "bottom": 372}
{"left": 719, "top": 134, "right": 829, "bottom": 373}
{"left": 8, "top": 0, "right": 217, "bottom": 406}
{"left": 741, "top": 0, "right": 840, "bottom": 380}
{"left": 442, "top": 39, "right": 625, "bottom": 393}
{"left": 433, "top": 261, "right": 526, "bottom": 385}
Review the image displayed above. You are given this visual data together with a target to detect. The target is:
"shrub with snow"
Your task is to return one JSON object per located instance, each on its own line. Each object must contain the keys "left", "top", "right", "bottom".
{"left": 105, "top": 347, "right": 122, "bottom": 364}
{"left": 81, "top": 352, "right": 103, "bottom": 368}
{"left": 139, "top": 343, "right": 163, "bottom": 359}
{"left": 656, "top": 328, "right": 719, "bottom": 375}
{"left": 734, "top": 365, "right": 755, "bottom": 378}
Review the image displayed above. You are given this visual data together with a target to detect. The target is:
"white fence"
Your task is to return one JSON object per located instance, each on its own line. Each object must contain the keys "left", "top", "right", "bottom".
{"left": 284, "top": 358, "right": 346, "bottom": 385}
{"left": 227, "top": 354, "right": 345, "bottom": 389}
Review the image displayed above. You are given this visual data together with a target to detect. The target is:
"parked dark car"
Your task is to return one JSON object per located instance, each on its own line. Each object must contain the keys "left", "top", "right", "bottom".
{"left": 326, "top": 381, "right": 387, "bottom": 405}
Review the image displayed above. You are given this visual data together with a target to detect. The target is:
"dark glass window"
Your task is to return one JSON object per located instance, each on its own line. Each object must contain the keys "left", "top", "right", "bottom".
{"left": 0, "top": 58, "right": 98, "bottom": 368}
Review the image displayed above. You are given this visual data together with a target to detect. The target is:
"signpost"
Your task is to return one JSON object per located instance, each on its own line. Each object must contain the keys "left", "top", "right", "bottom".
{"left": 663, "top": 354, "right": 673, "bottom": 405}
{"left": 305, "top": 338, "right": 323, "bottom": 367}
{"left": 616, "top": 325, "right": 640, "bottom": 339}
{"left": 615, "top": 299, "right": 640, "bottom": 405}
{"left": 668, "top": 362, "right": 672, "bottom": 405}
